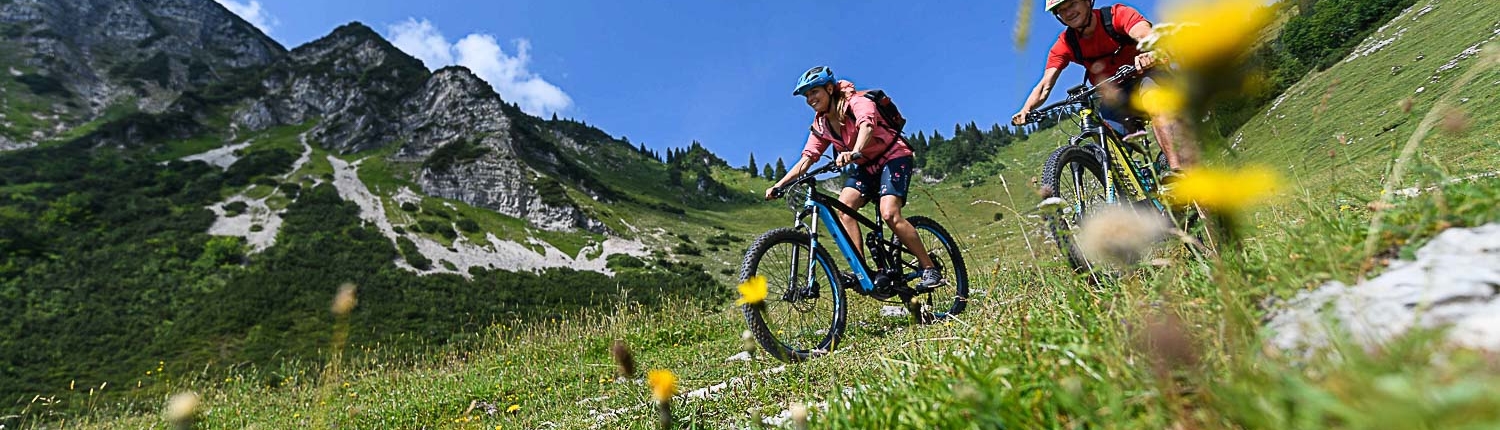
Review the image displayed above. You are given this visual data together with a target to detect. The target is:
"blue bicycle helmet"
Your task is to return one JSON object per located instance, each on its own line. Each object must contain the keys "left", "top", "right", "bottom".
{"left": 792, "top": 66, "right": 836, "bottom": 96}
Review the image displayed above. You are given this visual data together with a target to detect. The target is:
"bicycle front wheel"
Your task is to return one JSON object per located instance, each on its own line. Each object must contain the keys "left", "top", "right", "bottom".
{"left": 739, "top": 228, "right": 847, "bottom": 363}
{"left": 1040, "top": 145, "right": 1111, "bottom": 272}
{"left": 903, "top": 216, "right": 969, "bottom": 319}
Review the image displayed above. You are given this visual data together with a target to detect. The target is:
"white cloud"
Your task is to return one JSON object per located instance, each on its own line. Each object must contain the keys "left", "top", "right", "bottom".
{"left": 386, "top": 18, "right": 572, "bottom": 117}
{"left": 215, "top": 0, "right": 278, "bottom": 35}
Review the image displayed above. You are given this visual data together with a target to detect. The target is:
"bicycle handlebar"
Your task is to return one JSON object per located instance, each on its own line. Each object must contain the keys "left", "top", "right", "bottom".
{"left": 1023, "top": 65, "right": 1138, "bottom": 124}
{"left": 769, "top": 161, "right": 845, "bottom": 199}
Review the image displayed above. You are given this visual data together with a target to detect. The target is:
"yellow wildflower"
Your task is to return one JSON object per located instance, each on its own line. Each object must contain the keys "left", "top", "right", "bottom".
{"left": 1154, "top": 0, "right": 1272, "bottom": 70}
{"left": 1132, "top": 86, "right": 1186, "bottom": 116}
{"left": 735, "top": 276, "right": 768, "bottom": 306}
{"left": 506, "top": 404, "right": 520, "bottom": 413}
{"left": 647, "top": 369, "right": 678, "bottom": 403}
{"left": 1166, "top": 165, "right": 1280, "bottom": 212}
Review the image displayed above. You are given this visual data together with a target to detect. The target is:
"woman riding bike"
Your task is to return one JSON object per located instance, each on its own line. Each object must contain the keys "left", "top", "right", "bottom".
{"left": 1010, "top": 0, "right": 1192, "bottom": 171}
{"left": 765, "top": 66, "right": 944, "bottom": 291}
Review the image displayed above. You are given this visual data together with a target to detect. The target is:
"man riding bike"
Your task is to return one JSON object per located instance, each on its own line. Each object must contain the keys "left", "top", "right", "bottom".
{"left": 1010, "top": 0, "right": 1192, "bottom": 171}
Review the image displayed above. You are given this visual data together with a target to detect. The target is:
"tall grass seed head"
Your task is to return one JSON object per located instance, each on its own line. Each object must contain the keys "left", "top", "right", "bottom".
{"left": 1131, "top": 312, "right": 1200, "bottom": 377}
{"left": 332, "top": 283, "right": 358, "bottom": 316}
{"left": 736, "top": 276, "right": 768, "bottom": 306}
{"left": 647, "top": 369, "right": 678, "bottom": 403}
{"left": 164, "top": 391, "right": 200, "bottom": 424}
{"left": 1013, "top": 0, "right": 1033, "bottom": 50}
{"left": 611, "top": 339, "right": 637, "bottom": 378}
{"left": 790, "top": 402, "right": 809, "bottom": 430}
{"left": 1077, "top": 206, "right": 1172, "bottom": 267}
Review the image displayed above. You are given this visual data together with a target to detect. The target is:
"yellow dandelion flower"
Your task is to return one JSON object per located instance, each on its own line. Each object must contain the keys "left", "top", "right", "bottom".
{"left": 735, "top": 276, "right": 768, "bottom": 306}
{"left": 506, "top": 404, "right": 520, "bottom": 413}
{"left": 1155, "top": 0, "right": 1272, "bottom": 70}
{"left": 1132, "top": 86, "right": 1186, "bottom": 116}
{"left": 1166, "top": 165, "right": 1280, "bottom": 212}
{"left": 647, "top": 369, "right": 678, "bottom": 403}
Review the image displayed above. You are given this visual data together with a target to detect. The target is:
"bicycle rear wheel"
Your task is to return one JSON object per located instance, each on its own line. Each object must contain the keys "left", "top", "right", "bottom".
{"left": 1040, "top": 145, "right": 1112, "bottom": 272}
{"left": 739, "top": 228, "right": 847, "bottom": 363}
{"left": 902, "top": 216, "right": 969, "bottom": 320}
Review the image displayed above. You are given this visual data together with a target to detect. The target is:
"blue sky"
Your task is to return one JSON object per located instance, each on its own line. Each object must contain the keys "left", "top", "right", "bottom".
{"left": 217, "top": 0, "right": 1163, "bottom": 167}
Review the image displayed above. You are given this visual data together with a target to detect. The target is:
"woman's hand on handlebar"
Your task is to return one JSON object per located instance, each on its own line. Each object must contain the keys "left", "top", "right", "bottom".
{"left": 764, "top": 186, "right": 782, "bottom": 201}
{"left": 835, "top": 151, "right": 863, "bottom": 167}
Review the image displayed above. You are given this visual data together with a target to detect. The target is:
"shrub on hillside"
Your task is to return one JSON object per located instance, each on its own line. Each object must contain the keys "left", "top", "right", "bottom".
{"left": 225, "top": 149, "right": 296, "bottom": 186}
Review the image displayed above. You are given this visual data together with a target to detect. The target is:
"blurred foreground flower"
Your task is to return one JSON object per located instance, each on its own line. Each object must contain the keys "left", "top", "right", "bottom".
{"left": 647, "top": 369, "right": 678, "bottom": 402}
{"left": 790, "top": 402, "right": 810, "bottom": 430}
{"left": 1151, "top": 0, "right": 1272, "bottom": 71}
{"left": 1166, "top": 166, "right": 1280, "bottom": 213}
{"left": 647, "top": 369, "right": 678, "bottom": 429}
{"left": 1132, "top": 86, "right": 1187, "bottom": 117}
{"left": 1012, "top": 0, "right": 1033, "bottom": 51}
{"left": 611, "top": 339, "right": 637, "bottom": 379}
{"left": 1077, "top": 206, "right": 1172, "bottom": 267}
{"left": 332, "top": 283, "right": 357, "bottom": 316}
{"left": 736, "top": 276, "right": 768, "bottom": 306}
{"left": 165, "top": 391, "right": 200, "bottom": 429}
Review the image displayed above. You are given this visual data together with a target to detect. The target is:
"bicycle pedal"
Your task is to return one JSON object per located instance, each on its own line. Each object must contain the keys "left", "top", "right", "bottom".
{"left": 913, "top": 280, "right": 946, "bottom": 294}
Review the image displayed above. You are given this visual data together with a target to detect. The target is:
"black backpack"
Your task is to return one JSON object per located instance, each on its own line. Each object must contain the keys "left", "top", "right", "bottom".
{"left": 856, "top": 89, "right": 907, "bottom": 134}
{"left": 1063, "top": 5, "right": 1138, "bottom": 64}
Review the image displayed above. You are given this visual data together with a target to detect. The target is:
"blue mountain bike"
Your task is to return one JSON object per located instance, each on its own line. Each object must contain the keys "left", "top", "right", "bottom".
{"left": 740, "top": 159, "right": 969, "bottom": 363}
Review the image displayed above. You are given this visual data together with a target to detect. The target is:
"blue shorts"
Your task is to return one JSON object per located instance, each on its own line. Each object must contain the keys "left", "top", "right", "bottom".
{"left": 844, "top": 156, "right": 913, "bottom": 201}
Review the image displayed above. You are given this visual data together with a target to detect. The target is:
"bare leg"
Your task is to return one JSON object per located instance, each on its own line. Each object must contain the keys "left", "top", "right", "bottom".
{"left": 1151, "top": 114, "right": 1196, "bottom": 169}
{"left": 837, "top": 187, "right": 867, "bottom": 258}
{"left": 880, "top": 195, "right": 935, "bottom": 269}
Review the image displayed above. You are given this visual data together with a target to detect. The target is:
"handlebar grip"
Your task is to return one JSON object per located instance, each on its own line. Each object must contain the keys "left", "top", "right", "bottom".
{"left": 770, "top": 186, "right": 786, "bottom": 199}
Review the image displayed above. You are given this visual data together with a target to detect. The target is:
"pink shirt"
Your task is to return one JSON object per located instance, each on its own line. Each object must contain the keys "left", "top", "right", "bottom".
{"left": 800, "top": 80, "right": 913, "bottom": 173}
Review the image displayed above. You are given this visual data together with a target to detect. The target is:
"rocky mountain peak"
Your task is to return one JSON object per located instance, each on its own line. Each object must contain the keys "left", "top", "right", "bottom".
{"left": 0, "top": 0, "right": 283, "bottom": 147}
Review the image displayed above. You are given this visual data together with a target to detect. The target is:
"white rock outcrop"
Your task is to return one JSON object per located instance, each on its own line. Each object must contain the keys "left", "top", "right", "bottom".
{"left": 1267, "top": 224, "right": 1500, "bottom": 355}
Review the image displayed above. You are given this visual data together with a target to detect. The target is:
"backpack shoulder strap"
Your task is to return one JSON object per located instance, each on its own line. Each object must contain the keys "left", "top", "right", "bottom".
{"left": 1064, "top": 28, "right": 1084, "bottom": 64}
{"left": 1065, "top": 5, "right": 1136, "bottom": 64}
{"left": 1098, "top": 5, "right": 1135, "bottom": 48}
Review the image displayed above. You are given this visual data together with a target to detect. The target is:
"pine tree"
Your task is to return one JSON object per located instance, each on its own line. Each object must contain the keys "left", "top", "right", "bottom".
{"left": 747, "top": 153, "right": 758, "bottom": 178}
{"left": 774, "top": 158, "right": 787, "bottom": 178}
{"left": 763, "top": 163, "right": 774, "bottom": 179}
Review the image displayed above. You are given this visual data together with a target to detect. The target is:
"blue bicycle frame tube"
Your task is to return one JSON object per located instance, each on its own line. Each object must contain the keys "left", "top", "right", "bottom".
{"left": 804, "top": 193, "right": 880, "bottom": 294}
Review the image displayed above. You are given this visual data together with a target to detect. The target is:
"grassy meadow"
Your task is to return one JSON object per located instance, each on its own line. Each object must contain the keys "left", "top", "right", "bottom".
{"left": 8, "top": 0, "right": 1500, "bottom": 428}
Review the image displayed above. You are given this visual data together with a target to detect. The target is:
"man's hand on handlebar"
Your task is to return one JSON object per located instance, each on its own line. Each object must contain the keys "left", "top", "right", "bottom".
{"left": 1133, "top": 52, "right": 1156, "bottom": 73}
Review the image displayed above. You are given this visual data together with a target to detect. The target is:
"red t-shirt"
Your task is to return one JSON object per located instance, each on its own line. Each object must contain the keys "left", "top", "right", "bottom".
{"left": 1046, "top": 4, "right": 1149, "bottom": 84}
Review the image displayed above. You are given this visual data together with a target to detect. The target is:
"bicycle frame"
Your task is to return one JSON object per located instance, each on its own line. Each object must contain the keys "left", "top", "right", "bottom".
{"left": 1063, "top": 107, "right": 1166, "bottom": 211}
{"left": 790, "top": 185, "right": 914, "bottom": 297}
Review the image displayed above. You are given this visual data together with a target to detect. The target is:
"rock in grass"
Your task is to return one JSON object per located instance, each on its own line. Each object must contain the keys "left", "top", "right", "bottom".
{"left": 1266, "top": 223, "right": 1500, "bottom": 355}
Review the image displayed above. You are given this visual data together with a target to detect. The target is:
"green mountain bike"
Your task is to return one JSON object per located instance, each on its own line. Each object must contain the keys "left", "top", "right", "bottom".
{"left": 1024, "top": 65, "right": 1207, "bottom": 272}
{"left": 740, "top": 159, "right": 969, "bottom": 363}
